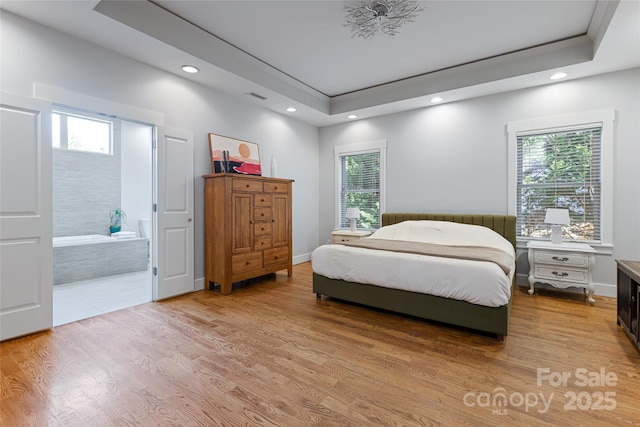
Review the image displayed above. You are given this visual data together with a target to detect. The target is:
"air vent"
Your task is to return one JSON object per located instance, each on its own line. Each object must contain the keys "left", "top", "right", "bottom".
{"left": 246, "top": 92, "right": 267, "bottom": 101}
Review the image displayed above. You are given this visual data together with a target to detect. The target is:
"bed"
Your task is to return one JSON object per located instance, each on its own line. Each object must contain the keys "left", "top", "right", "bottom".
{"left": 311, "top": 213, "right": 517, "bottom": 340}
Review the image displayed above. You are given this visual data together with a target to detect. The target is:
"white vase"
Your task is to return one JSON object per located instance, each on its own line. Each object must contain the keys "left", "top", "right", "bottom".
{"left": 270, "top": 155, "right": 278, "bottom": 178}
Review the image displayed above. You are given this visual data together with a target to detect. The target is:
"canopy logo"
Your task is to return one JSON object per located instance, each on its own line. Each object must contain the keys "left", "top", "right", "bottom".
{"left": 463, "top": 367, "right": 617, "bottom": 415}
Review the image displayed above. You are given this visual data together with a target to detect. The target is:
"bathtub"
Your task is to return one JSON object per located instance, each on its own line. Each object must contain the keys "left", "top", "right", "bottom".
{"left": 53, "top": 234, "right": 149, "bottom": 285}
{"left": 53, "top": 234, "right": 116, "bottom": 247}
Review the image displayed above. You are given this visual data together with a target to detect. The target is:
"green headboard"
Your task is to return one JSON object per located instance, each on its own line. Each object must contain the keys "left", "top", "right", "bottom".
{"left": 381, "top": 213, "right": 517, "bottom": 249}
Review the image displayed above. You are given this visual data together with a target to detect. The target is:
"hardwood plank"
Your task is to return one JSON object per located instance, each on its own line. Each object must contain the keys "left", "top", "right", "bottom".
{"left": 1, "top": 262, "right": 638, "bottom": 426}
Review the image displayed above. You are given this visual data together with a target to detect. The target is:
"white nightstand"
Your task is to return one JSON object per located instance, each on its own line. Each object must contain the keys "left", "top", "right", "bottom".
{"left": 331, "top": 229, "right": 372, "bottom": 243}
{"left": 527, "top": 241, "right": 596, "bottom": 304}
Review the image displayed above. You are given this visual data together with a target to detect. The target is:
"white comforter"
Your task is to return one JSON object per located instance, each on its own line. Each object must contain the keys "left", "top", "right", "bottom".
{"left": 311, "top": 221, "right": 516, "bottom": 307}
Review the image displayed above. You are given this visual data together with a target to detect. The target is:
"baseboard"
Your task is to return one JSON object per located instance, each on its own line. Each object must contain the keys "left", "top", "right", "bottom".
{"left": 293, "top": 253, "right": 311, "bottom": 265}
{"left": 194, "top": 277, "right": 205, "bottom": 291}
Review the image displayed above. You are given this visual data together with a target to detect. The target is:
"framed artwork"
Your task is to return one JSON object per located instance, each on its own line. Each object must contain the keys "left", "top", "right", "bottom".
{"left": 208, "top": 133, "right": 262, "bottom": 176}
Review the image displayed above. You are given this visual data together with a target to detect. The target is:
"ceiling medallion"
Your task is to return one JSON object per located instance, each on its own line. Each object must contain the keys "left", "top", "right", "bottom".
{"left": 344, "top": 0, "right": 424, "bottom": 40}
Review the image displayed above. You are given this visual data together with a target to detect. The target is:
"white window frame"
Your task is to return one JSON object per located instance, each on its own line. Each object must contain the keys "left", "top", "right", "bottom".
{"left": 334, "top": 139, "right": 387, "bottom": 230}
{"left": 53, "top": 107, "right": 114, "bottom": 155}
{"left": 507, "top": 109, "right": 614, "bottom": 253}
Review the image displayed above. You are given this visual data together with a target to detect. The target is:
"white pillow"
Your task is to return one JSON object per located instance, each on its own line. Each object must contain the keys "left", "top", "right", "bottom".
{"left": 370, "top": 220, "right": 514, "bottom": 256}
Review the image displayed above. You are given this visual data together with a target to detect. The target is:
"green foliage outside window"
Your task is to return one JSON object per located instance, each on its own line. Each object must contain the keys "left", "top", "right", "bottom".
{"left": 518, "top": 128, "right": 600, "bottom": 241}
{"left": 341, "top": 152, "right": 380, "bottom": 229}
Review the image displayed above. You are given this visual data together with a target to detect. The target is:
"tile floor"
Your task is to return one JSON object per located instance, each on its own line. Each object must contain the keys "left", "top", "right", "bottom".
{"left": 53, "top": 269, "right": 152, "bottom": 326}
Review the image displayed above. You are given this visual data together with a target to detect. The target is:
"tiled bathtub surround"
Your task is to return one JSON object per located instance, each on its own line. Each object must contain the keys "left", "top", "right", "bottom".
{"left": 52, "top": 116, "right": 122, "bottom": 237}
{"left": 53, "top": 235, "right": 149, "bottom": 285}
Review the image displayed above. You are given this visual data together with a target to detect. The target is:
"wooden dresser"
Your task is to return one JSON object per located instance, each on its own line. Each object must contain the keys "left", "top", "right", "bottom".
{"left": 203, "top": 174, "right": 293, "bottom": 294}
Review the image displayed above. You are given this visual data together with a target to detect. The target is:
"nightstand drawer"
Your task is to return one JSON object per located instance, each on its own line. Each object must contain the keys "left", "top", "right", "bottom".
{"left": 535, "top": 266, "right": 589, "bottom": 284}
{"left": 331, "top": 230, "right": 372, "bottom": 243}
{"left": 535, "top": 251, "right": 589, "bottom": 267}
{"left": 333, "top": 235, "right": 360, "bottom": 243}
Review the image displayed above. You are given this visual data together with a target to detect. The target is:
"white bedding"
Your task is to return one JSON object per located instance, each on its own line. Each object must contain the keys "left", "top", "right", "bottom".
{"left": 311, "top": 221, "right": 515, "bottom": 307}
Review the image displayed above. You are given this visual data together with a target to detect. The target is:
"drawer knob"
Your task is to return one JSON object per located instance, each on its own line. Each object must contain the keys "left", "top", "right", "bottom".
{"left": 245, "top": 261, "right": 251, "bottom": 265}
{"left": 261, "top": 213, "right": 264, "bottom": 217}
{"left": 246, "top": 184, "right": 250, "bottom": 188}
{"left": 552, "top": 256, "right": 569, "bottom": 261}
{"left": 261, "top": 198, "right": 265, "bottom": 202}
{"left": 274, "top": 255, "right": 279, "bottom": 260}
{"left": 274, "top": 186, "right": 278, "bottom": 190}
{"left": 552, "top": 271, "right": 569, "bottom": 277}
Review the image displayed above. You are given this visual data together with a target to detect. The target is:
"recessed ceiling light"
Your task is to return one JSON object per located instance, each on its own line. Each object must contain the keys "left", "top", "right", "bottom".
{"left": 430, "top": 97, "right": 443, "bottom": 103}
{"left": 550, "top": 72, "right": 567, "bottom": 80}
{"left": 286, "top": 107, "right": 297, "bottom": 112}
{"left": 347, "top": 114, "right": 358, "bottom": 119}
{"left": 181, "top": 65, "right": 199, "bottom": 73}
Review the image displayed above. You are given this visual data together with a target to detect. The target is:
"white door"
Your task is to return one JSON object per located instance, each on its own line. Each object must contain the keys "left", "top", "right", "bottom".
{"left": 153, "top": 126, "right": 194, "bottom": 300}
{"left": 0, "top": 92, "right": 52, "bottom": 341}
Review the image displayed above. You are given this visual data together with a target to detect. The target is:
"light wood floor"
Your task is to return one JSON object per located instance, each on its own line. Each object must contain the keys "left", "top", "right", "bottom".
{"left": 2, "top": 262, "right": 639, "bottom": 426}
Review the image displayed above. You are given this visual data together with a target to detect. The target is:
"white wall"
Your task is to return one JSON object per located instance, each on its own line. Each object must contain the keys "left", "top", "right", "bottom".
{"left": 121, "top": 121, "right": 153, "bottom": 235}
{"left": 319, "top": 68, "right": 640, "bottom": 296}
{"left": 1, "top": 11, "right": 320, "bottom": 285}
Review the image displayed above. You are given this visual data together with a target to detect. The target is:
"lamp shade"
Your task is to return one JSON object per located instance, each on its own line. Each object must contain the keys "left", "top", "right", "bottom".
{"left": 544, "top": 208, "right": 570, "bottom": 225}
{"left": 345, "top": 208, "right": 360, "bottom": 219}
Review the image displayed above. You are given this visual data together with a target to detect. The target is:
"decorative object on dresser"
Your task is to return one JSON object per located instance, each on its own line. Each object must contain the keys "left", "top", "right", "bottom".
{"left": 331, "top": 229, "right": 372, "bottom": 243}
{"left": 544, "top": 208, "right": 570, "bottom": 244}
{"left": 203, "top": 174, "right": 293, "bottom": 294}
{"left": 616, "top": 260, "right": 640, "bottom": 352}
{"left": 313, "top": 213, "right": 517, "bottom": 341}
{"left": 208, "top": 133, "right": 261, "bottom": 176}
{"left": 527, "top": 241, "right": 596, "bottom": 304}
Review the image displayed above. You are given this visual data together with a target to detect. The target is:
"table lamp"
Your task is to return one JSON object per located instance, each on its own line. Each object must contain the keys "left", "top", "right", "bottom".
{"left": 545, "top": 208, "right": 570, "bottom": 244}
{"left": 346, "top": 208, "right": 360, "bottom": 232}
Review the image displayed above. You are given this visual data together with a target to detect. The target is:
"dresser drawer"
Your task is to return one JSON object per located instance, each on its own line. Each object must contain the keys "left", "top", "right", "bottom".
{"left": 254, "top": 236, "right": 272, "bottom": 250}
{"left": 534, "top": 251, "right": 589, "bottom": 267}
{"left": 535, "top": 266, "right": 589, "bottom": 284}
{"left": 254, "top": 207, "right": 272, "bottom": 222}
{"left": 254, "top": 193, "right": 271, "bottom": 207}
{"left": 264, "top": 182, "right": 288, "bottom": 193}
{"left": 232, "top": 252, "right": 263, "bottom": 274}
{"left": 233, "top": 178, "right": 263, "bottom": 193}
{"left": 254, "top": 222, "right": 272, "bottom": 236}
{"left": 264, "top": 247, "right": 288, "bottom": 267}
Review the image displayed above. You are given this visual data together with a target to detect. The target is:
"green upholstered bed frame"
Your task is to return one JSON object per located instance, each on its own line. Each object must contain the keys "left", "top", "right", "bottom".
{"left": 313, "top": 213, "right": 517, "bottom": 341}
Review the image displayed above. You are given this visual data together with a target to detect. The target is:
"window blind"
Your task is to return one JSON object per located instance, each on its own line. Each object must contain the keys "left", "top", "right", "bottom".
{"left": 516, "top": 125, "right": 602, "bottom": 242}
{"left": 339, "top": 150, "right": 381, "bottom": 229}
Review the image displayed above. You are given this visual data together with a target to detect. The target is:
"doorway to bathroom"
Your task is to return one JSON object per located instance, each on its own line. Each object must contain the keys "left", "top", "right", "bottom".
{"left": 51, "top": 106, "right": 153, "bottom": 326}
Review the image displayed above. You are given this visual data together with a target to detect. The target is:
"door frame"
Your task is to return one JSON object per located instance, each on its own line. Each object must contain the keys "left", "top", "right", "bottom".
{"left": 32, "top": 86, "right": 195, "bottom": 305}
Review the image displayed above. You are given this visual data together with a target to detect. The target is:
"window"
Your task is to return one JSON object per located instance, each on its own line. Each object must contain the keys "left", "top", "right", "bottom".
{"left": 508, "top": 110, "right": 614, "bottom": 246}
{"left": 53, "top": 109, "right": 112, "bottom": 154}
{"left": 335, "top": 140, "right": 386, "bottom": 230}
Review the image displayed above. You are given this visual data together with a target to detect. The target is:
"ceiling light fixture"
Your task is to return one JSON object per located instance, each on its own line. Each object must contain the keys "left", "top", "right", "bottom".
{"left": 347, "top": 114, "right": 358, "bottom": 119}
{"left": 550, "top": 72, "right": 567, "bottom": 80}
{"left": 430, "top": 97, "right": 443, "bottom": 103}
{"left": 286, "top": 107, "right": 297, "bottom": 112}
{"left": 181, "top": 65, "right": 199, "bottom": 73}
{"left": 344, "top": 0, "right": 423, "bottom": 40}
